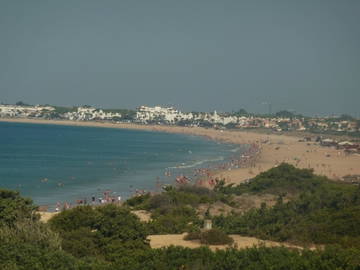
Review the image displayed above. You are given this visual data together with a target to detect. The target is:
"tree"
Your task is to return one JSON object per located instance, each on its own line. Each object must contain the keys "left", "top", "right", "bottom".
{"left": 338, "top": 114, "right": 355, "bottom": 121}
{"left": 15, "top": 101, "right": 29, "bottom": 106}
{"left": 49, "top": 204, "right": 149, "bottom": 260}
{"left": 275, "top": 110, "right": 295, "bottom": 118}
{"left": 234, "top": 108, "right": 249, "bottom": 116}
{"left": 95, "top": 205, "right": 148, "bottom": 242}
{"left": 0, "top": 189, "right": 38, "bottom": 227}
{"left": 0, "top": 191, "right": 84, "bottom": 269}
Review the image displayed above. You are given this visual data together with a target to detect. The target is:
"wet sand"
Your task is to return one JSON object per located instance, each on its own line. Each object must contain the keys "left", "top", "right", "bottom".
{"left": 1, "top": 118, "right": 359, "bottom": 184}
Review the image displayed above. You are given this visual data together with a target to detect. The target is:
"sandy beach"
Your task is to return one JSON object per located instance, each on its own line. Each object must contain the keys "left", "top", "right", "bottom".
{"left": 1, "top": 118, "right": 359, "bottom": 185}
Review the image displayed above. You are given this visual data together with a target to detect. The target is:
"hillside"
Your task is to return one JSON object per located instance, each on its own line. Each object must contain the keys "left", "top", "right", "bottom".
{"left": 1, "top": 164, "right": 360, "bottom": 269}
{"left": 213, "top": 164, "right": 360, "bottom": 248}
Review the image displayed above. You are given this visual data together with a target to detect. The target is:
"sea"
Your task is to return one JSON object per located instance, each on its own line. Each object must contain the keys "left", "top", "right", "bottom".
{"left": 0, "top": 121, "right": 246, "bottom": 208}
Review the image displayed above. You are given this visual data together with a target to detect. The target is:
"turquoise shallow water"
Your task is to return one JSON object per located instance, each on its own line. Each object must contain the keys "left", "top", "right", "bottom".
{"left": 0, "top": 122, "right": 245, "bottom": 207}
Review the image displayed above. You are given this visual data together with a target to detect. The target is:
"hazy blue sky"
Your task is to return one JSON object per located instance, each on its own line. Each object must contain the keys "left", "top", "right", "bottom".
{"left": 0, "top": 0, "right": 359, "bottom": 116}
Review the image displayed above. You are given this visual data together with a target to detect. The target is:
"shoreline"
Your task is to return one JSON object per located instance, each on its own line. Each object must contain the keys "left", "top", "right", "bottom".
{"left": 1, "top": 117, "right": 360, "bottom": 185}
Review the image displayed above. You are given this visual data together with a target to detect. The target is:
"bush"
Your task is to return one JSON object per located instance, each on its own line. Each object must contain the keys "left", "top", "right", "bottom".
{"left": 148, "top": 214, "right": 194, "bottom": 234}
{"left": 0, "top": 220, "right": 83, "bottom": 269}
{"left": 148, "top": 205, "right": 201, "bottom": 234}
{"left": 49, "top": 204, "right": 149, "bottom": 259}
{"left": 200, "top": 229, "right": 234, "bottom": 245}
{"left": 215, "top": 163, "right": 326, "bottom": 196}
{"left": 148, "top": 194, "right": 172, "bottom": 210}
{"left": 178, "top": 185, "right": 214, "bottom": 196}
{"left": 124, "top": 193, "right": 151, "bottom": 209}
{"left": 0, "top": 189, "right": 38, "bottom": 226}
{"left": 49, "top": 205, "right": 97, "bottom": 232}
{"left": 0, "top": 220, "right": 61, "bottom": 250}
{"left": 60, "top": 227, "right": 99, "bottom": 258}
{"left": 184, "top": 231, "right": 200, "bottom": 240}
{"left": 95, "top": 204, "right": 148, "bottom": 241}
{"left": 213, "top": 172, "right": 360, "bottom": 248}
{"left": 184, "top": 229, "right": 233, "bottom": 245}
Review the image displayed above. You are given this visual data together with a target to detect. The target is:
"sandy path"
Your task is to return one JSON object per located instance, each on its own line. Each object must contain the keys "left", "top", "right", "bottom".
{"left": 38, "top": 211, "right": 58, "bottom": 222}
{"left": 38, "top": 210, "right": 151, "bottom": 223}
{"left": 148, "top": 233, "right": 307, "bottom": 251}
{"left": 131, "top": 210, "right": 152, "bottom": 222}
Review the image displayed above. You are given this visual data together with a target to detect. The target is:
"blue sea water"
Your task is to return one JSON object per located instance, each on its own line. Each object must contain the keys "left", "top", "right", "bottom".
{"left": 0, "top": 122, "right": 246, "bottom": 207}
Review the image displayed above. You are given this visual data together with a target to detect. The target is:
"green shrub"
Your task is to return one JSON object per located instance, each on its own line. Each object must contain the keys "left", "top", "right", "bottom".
{"left": 148, "top": 194, "right": 172, "bottom": 210}
{"left": 95, "top": 204, "right": 149, "bottom": 241}
{"left": 213, "top": 169, "right": 360, "bottom": 248}
{"left": 199, "top": 229, "right": 234, "bottom": 245}
{"left": 148, "top": 205, "right": 201, "bottom": 234}
{"left": 184, "top": 228, "right": 234, "bottom": 245}
{"left": 0, "top": 189, "right": 38, "bottom": 226}
{"left": 60, "top": 227, "right": 99, "bottom": 258}
{"left": 0, "top": 220, "right": 83, "bottom": 269}
{"left": 184, "top": 231, "right": 200, "bottom": 240}
{"left": 215, "top": 163, "right": 327, "bottom": 196}
{"left": 49, "top": 204, "right": 149, "bottom": 259}
{"left": 148, "top": 214, "right": 193, "bottom": 234}
{"left": 49, "top": 205, "right": 97, "bottom": 232}
{"left": 0, "top": 220, "right": 61, "bottom": 250}
{"left": 124, "top": 193, "right": 151, "bottom": 209}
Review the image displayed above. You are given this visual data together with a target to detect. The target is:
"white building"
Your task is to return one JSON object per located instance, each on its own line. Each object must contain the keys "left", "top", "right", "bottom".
{"left": 63, "top": 107, "right": 121, "bottom": 121}
{"left": 136, "top": 106, "right": 241, "bottom": 126}
{"left": 136, "top": 106, "right": 188, "bottom": 124}
{"left": 0, "top": 104, "right": 55, "bottom": 118}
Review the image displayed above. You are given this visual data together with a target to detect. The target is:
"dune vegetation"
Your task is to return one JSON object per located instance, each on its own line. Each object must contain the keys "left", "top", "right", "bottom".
{"left": 1, "top": 164, "right": 360, "bottom": 269}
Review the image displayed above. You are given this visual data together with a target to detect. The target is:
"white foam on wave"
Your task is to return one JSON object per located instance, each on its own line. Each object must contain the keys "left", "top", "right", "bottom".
{"left": 168, "top": 156, "right": 224, "bottom": 169}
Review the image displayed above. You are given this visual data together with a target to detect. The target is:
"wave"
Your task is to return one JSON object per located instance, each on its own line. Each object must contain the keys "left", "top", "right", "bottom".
{"left": 229, "top": 147, "right": 241, "bottom": 152}
{"left": 168, "top": 156, "right": 224, "bottom": 169}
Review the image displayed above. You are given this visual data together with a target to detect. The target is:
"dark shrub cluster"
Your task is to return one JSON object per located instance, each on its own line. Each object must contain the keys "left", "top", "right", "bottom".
{"left": 184, "top": 229, "right": 234, "bottom": 245}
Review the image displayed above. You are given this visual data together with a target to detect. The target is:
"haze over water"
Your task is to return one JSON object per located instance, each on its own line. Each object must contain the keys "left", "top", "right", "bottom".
{"left": 0, "top": 122, "right": 245, "bottom": 207}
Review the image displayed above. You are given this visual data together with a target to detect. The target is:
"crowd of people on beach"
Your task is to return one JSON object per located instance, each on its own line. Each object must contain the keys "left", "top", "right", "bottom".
{"left": 54, "top": 190, "right": 122, "bottom": 212}
{"left": 49, "top": 142, "right": 262, "bottom": 212}
{"left": 191, "top": 143, "right": 261, "bottom": 187}
{"left": 38, "top": 128, "right": 360, "bottom": 213}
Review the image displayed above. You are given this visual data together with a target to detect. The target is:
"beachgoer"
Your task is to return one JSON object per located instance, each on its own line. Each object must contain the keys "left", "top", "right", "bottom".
{"left": 55, "top": 202, "right": 60, "bottom": 212}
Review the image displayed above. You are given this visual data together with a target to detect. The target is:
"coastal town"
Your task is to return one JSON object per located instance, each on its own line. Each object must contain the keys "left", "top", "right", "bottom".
{"left": 1, "top": 103, "right": 359, "bottom": 135}
{"left": 1, "top": 103, "right": 359, "bottom": 158}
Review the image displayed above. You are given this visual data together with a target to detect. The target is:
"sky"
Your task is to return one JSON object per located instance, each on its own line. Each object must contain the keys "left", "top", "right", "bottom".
{"left": 0, "top": 0, "right": 359, "bottom": 116}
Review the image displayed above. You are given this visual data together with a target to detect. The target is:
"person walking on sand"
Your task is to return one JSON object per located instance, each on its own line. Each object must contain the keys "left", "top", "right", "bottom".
{"left": 55, "top": 202, "right": 61, "bottom": 212}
